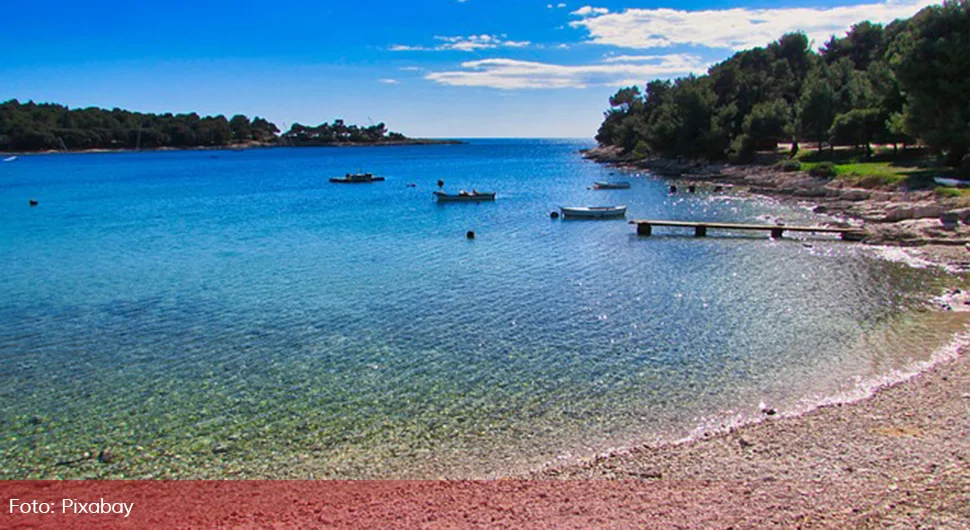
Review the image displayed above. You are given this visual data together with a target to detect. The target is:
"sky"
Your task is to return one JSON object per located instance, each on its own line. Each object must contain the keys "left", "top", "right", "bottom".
{"left": 0, "top": 0, "right": 938, "bottom": 138}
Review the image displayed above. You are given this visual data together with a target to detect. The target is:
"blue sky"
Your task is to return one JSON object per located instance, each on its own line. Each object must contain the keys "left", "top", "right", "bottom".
{"left": 0, "top": 0, "right": 936, "bottom": 138}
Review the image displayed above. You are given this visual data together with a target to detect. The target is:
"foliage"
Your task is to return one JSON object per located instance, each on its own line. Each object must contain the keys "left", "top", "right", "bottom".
{"left": 774, "top": 159, "right": 802, "bottom": 172}
{"left": 809, "top": 161, "right": 838, "bottom": 178}
{"left": 0, "top": 100, "right": 279, "bottom": 151}
{"left": 889, "top": 0, "right": 970, "bottom": 166}
{"left": 280, "top": 120, "right": 406, "bottom": 146}
{"left": 594, "top": 2, "right": 970, "bottom": 167}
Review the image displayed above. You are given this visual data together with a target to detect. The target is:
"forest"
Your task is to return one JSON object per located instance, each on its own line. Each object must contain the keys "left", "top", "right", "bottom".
{"left": 0, "top": 100, "right": 416, "bottom": 151}
{"left": 594, "top": 1, "right": 970, "bottom": 167}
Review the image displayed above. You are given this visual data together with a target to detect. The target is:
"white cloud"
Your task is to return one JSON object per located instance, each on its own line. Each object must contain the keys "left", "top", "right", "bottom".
{"left": 570, "top": 0, "right": 937, "bottom": 50}
{"left": 389, "top": 34, "right": 531, "bottom": 52}
{"left": 424, "top": 55, "right": 710, "bottom": 89}
{"left": 379, "top": 78, "right": 400, "bottom": 84}
{"left": 571, "top": 5, "right": 609, "bottom": 16}
{"left": 557, "top": 3, "right": 566, "bottom": 7}
{"left": 399, "top": 66, "right": 422, "bottom": 71}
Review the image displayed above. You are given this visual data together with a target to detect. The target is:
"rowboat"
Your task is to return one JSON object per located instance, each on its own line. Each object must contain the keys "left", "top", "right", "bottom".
{"left": 329, "top": 172, "right": 385, "bottom": 183}
{"left": 560, "top": 205, "right": 627, "bottom": 219}
{"left": 593, "top": 181, "right": 630, "bottom": 189}
{"left": 433, "top": 190, "right": 496, "bottom": 202}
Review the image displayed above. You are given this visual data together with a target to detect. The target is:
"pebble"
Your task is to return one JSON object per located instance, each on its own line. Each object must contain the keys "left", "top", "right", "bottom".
{"left": 212, "top": 444, "right": 230, "bottom": 454}
{"left": 739, "top": 437, "right": 754, "bottom": 448}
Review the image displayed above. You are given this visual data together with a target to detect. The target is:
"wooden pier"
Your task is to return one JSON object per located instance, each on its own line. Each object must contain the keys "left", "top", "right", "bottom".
{"left": 629, "top": 220, "right": 866, "bottom": 241}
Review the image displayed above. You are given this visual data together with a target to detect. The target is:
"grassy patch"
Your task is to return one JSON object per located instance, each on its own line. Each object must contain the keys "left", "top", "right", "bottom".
{"left": 794, "top": 148, "right": 965, "bottom": 190}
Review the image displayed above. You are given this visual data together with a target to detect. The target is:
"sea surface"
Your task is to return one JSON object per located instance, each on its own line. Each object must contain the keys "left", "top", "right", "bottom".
{"left": 0, "top": 139, "right": 963, "bottom": 479}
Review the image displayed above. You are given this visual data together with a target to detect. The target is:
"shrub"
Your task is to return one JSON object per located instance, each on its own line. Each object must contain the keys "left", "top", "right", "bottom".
{"left": 774, "top": 159, "right": 802, "bottom": 172}
{"left": 728, "top": 134, "right": 755, "bottom": 164}
{"left": 809, "top": 162, "right": 838, "bottom": 178}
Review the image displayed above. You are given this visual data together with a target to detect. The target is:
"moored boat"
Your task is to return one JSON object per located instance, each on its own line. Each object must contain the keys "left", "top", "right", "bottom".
{"left": 433, "top": 190, "right": 496, "bottom": 202}
{"left": 329, "top": 172, "right": 385, "bottom": 183}
{"left": 593, "top": 181, "right": 630, "bottom": 189}
{"left": 560, "top": 205, "right": 627, "bottom": 219}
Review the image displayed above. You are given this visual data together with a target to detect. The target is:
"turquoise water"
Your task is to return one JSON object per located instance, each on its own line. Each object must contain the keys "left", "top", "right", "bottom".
{"left": 0, "top": 140, "right": 959, "bottom": 478}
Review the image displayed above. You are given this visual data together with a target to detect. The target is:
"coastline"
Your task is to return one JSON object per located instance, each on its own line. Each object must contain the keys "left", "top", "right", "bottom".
{"left": 529, "top": 146, "right": 970, "bottom": 526}
{"left": 0, "top": 138, "right": 464, "bottom": 156}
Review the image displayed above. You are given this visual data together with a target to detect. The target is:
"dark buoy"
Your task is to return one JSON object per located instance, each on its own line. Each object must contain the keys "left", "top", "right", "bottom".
{"left": 406, "top": 183, "right": 417, "bottom": 188}
{"left": 669, "top": 185, "right": 677, "bottom": 193}
{"left": 29, "top": 199, "right": 38, "bottom": 207}
{"left": 437, "top": 179, "right": 444, "bottom": 190}
{"left": 688, "top": 185, "right": 696, "bottom": 193}
{"left": 466, "top": 230, "right": 476, "bottom": 239}
{"left": 550, "top": 211, "right": 560, "bottom": 219}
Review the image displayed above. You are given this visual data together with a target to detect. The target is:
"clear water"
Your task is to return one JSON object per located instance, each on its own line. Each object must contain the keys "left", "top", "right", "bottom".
{"left": 0, "top": 140, "right": 961, "bottom": 478}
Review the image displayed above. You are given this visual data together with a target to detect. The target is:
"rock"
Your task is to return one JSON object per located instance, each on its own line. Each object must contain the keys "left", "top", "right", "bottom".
{"left": 635, "top": 469, "right": 662, "bottom": 479}
{"left": 739, "top": 437, "right": 754, "bottom": 448}
{"left": 98, "top": 449, "right": 115, "bottom": 464}
{"left": 940, "top": 212, "right": 961, "bottom": 230}
{"left": 763, "top": 408, "right": 777, "bottom": 416}
{"left": 212, "top": 444, "right": 230, "bottom": 454}
{"left": 838, "top": 189, "right": 870, "bottom": 201}
{"left": 28, "top": 415, "right": 44, "bottom": 425}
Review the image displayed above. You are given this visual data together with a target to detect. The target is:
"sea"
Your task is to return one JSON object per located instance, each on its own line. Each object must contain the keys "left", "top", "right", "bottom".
{"left": 0, "top": 139, "right": 964, "bottom": 479}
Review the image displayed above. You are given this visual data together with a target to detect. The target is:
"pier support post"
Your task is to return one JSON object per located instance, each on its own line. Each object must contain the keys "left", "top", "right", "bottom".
{"left": 770, "top": 228, "right": 784, "bottom": 239}
{"left": 694, "top": 225, "right": 707, "bottom": 237}
{"left": 637, "top": 223, "right": 652, "bottom": 236}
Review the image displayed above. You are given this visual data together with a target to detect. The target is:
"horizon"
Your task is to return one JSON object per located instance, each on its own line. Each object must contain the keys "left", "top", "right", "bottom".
{"left": 1, "top": 0, "right": 939, "bottom": 138}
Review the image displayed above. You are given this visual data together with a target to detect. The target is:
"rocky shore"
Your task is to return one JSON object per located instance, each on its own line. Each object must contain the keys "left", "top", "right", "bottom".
{"left": 583, "top": 145, "right": 970, "bottom": 271}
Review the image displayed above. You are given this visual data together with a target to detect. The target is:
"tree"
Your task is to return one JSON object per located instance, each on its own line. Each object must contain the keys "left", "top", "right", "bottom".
{"left": 829, "top": 108, "right": 885, "bottom": 156}
{"left": 890, "top": 0, "right": 970, "bottom": 166}
{"left": 796, "top": 66, "right": 838, "bottom": 150}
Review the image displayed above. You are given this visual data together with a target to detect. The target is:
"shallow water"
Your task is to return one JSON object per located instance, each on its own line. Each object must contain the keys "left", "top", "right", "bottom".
{"left": 0, "top": 140, "right": 961, "bottom": 478}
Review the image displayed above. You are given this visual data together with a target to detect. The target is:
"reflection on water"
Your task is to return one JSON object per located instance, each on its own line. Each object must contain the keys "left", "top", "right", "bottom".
{"left": 0, "top": 140, "right": 962, "bottom": 478}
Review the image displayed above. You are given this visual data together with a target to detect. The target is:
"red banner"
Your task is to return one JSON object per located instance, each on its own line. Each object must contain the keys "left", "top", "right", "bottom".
{"left": 1, "top": 479, "right": 852, "bottom": 528}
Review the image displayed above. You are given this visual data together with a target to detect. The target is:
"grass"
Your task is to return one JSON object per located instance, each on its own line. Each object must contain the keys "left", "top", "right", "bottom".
{"left": 792, "top": 146, "right": 967, "bottom": 194}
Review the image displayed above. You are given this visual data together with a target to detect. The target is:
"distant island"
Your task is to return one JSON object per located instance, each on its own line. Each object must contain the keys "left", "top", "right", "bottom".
{"left": 0, "top": 99, "right": 458, "bottom": 152}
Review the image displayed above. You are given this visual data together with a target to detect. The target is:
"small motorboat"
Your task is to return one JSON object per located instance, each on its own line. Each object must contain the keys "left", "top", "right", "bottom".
{"left": 3, "top": 156, "right": 17, "bottom": 162}
{"left": 329, "top": 172, "right": 385, "bottom": 183}
{"left": 560, "top": 205, "right": 627, "bottom": 219}
{"left": 433, "top": 190, "right": 496, "bottom": 202}
{"left": 593, "top": 181, "right": 630, "bottom": 189}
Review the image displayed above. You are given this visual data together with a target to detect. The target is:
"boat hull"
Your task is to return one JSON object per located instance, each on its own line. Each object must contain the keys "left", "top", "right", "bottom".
{"left": 433, "top": 191, "right": 496, "bottom": 202}
{"left": 593, "top": 181, "right": 630, "bottom": 189}
{"left": 560, "top": 206, "right": 627, "bottom": 219}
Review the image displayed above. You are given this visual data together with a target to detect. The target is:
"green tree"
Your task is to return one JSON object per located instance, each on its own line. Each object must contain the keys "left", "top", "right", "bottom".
{"left": 890, "top": 0, "right": 970, "bottom": 166}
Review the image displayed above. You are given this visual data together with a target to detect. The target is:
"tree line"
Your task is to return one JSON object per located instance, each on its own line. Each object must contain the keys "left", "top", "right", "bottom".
{"left": 0, "top": 100, "right": 417, "bottom": 151}
{"left": 595, "top": 1, "right": 970, "bottom": 166}
{"left": 281, "top": 120, "right": 407, "bottom": 146}
{"left": 0, "top": 100, "right": 281, "bottom": 151}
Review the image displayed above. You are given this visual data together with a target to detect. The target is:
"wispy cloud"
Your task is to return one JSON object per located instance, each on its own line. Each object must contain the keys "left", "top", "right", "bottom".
{"left": 390, "top": 34, "right": 531, "bottom": 52}
{"left": 399, "top": 66, "right": 422, "bottom": 72}
{"left": 425, "top": 55, "right": 710, "bottom": 89}
{"left": 379, "top": 78, "right": 400, "bottom": 84}
{"left": 569, "top": 0, "right": 937, "bottom": 50}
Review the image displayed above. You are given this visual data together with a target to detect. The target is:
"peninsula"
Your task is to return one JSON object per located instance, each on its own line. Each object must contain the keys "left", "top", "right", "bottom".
{"left": 0, "top": 99, "right": 458, "bottom": 153}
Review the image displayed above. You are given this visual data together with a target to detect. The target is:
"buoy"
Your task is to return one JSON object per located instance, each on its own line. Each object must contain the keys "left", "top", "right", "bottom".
{"left": 688, "top": 185, "right": 696, "bottom": 193}
{"left": 550, "top": 211, "right": 560, "bottom": 219}
{"left": 29, "top": 199, "right": 38, "bottom": 207}
{"left": 466, "top": 230, "right": 476, "bottom": 239}
{"left": 669, "top": 185, "right": 677, "bottom": 193}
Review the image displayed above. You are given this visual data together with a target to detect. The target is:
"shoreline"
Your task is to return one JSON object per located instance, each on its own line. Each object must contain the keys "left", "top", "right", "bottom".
{"left": 0, "top": 139, "right": 464, "bottom": 156}
{"left": 531, "top": 146, "right": 970, "bottom": 526}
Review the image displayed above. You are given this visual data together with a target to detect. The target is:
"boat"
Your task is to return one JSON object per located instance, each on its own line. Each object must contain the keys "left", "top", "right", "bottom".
{"left": 559, "top": 205, "right": 627, "bottom": 219}
{"left": 3, "top": 156, "right": 17, "bottom": 162}
{"left": 433, "top": 190, "right": 496, "bottom": 202}
{"left": 593, "top": 181, "right": 630, "bottom": 189}
{"left": 329, "top": 172, "right": 385, "bottom": 183}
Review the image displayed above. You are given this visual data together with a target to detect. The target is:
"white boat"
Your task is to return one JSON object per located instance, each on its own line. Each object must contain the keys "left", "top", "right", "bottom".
{"left": 2, "top": 156, "right": 17, "bottom": 162}
{"left": 593, "top": 181, "right": 630, "bottom": 189}
{"left": 433, "top": 190, "right": 496, "bottom": 202}
{"left": 560, "top": 205, "right": 627, "bottom": 219}
{"left": 329, "top": 172, "right": 385, "bottom": 183}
